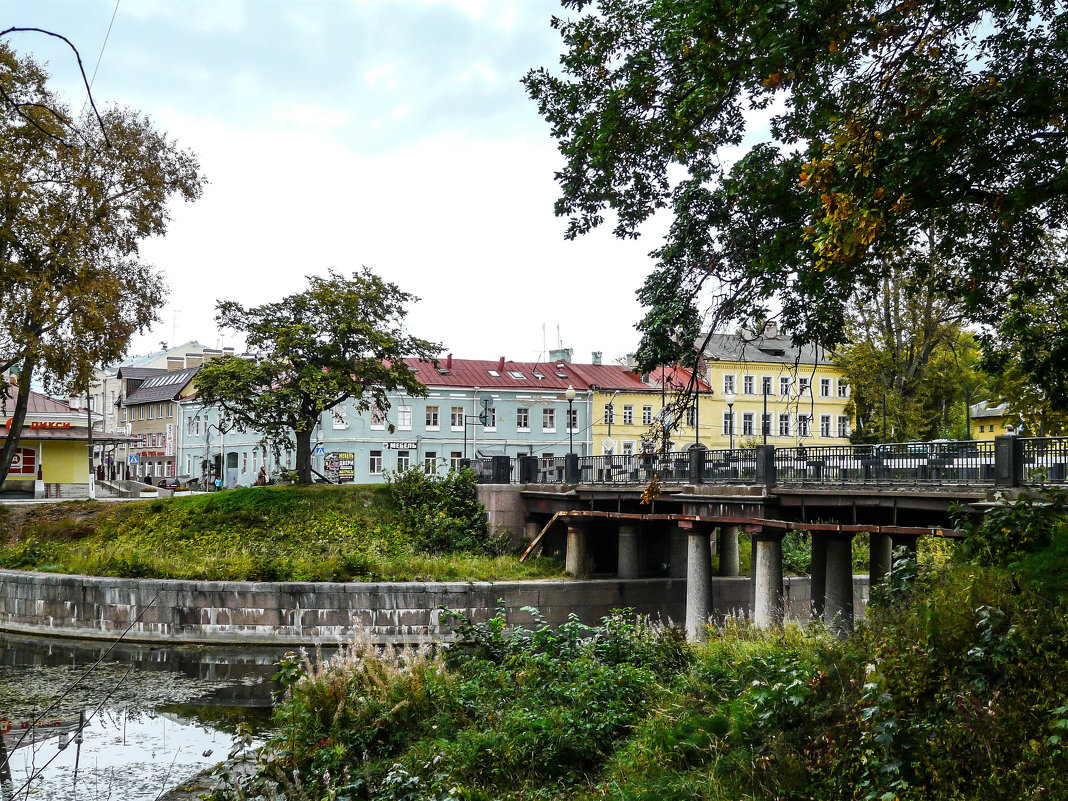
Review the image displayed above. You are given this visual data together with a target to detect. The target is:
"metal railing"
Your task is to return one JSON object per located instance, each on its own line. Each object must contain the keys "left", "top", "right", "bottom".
{"left": 1020, "top": 437, "right": 1068, "bottom": 484}
{"left": 702, "top": 448, "right": 758, "bottom": 483}
{"left": 775, "top": 441, "right": 996, "bottom": 486}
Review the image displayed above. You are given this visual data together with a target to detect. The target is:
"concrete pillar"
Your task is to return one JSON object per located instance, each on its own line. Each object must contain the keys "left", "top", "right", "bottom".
{"left": 565, "top": 521, "right": 588, "bottom": 578}
{"left": 869, "top": 531, "right": 893, "bottom": 586}
{"left": 823, "top": 535, "right": 855, "bottom": 634}
{"left": 668, "top": 525, "right": 688, "bottom": 579}
{"left": 618, "top": 524, "right": 640, "bottom": 579}
{"left": 685, "top": 530, "right": 713, "bottom": 641}
{"left": 752, "top": 535, "right": 784, "bottom": 628}
{"left": 810, "top": 532, "right": 827, "bottom": 620}
{"left": 524, "top": 519, "right": 541, "bottom": 544}
{"left": 717, "top": 525, "right": 740, "bottom": 577}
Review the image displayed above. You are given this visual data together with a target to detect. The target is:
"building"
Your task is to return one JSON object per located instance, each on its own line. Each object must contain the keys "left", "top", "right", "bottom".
{"left": 0, "top": 383, "right": 130, "bottom": 497}
{"left": 698, "top": 327, "right": 852, "bottom": 446}
{"left": 971, "top": 401, "right": 1012, "bottom": 440}
{"left": 115, "top": 361, "right": 202, "bottom": 481}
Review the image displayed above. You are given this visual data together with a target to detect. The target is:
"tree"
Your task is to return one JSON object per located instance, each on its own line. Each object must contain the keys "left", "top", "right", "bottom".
{"left": 194, "top": 269, "right": 441, "bottom": 485}
{"left": 524, "top": 1, "right": 1068, "bottom": 389}
{"left": 0, "top": 42, "right": 203, "bottom": 485}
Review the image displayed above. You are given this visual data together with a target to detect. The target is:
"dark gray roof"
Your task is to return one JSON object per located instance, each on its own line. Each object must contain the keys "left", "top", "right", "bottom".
{"left": 124, "top": 368, "right": 199, "bottom": 405}
{"left": 698, "top": 333, "right": 836, "bottom": 367}
{"left": 115, "top": 366, "right": 167, "bottom": 380}
{"left": 970, "top": 401, "right": 1008, "bottom": 419}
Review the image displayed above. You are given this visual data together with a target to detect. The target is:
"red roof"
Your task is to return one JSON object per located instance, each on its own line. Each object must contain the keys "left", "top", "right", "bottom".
{"left": 0, "top": 387, "right": 80, "bottom": 417}
{"left": 403, "top": 358, "right": 708, "bottom": 393}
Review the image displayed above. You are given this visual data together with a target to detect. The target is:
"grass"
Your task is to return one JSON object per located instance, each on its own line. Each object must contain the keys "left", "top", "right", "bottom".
{"left": 0, "top": 484, "right": 563, "bottom": 582}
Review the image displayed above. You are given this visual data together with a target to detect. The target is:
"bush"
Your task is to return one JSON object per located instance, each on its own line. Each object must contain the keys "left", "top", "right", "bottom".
{"left": 386, "top": 467, "right": 492, "bottom": 555}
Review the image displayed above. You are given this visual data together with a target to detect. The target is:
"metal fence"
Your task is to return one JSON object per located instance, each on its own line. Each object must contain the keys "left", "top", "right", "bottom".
{"left": 1020, "top": 437, "right": 1068, "bottom": 484}
{"left": 775, "top": 441, "right": 996, "bottom": 486}
{"left": 702, "top": 448, "right": 759, "bottom": 483}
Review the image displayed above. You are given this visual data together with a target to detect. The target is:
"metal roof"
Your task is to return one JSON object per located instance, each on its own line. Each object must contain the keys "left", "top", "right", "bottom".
{"left": 123, "top": 368, "right": 200, "bottom": 405}
{"left": 405, "top": 358, "right": 589, "bottom": 391}
{"left": 0, "top": 387, "right": 79, "bottom": 417}
{"left": 699, "top": 333, "right": 836, "bottom": 366}
{"left": 970, "top": 401, "right": 1008, "bottom": 419}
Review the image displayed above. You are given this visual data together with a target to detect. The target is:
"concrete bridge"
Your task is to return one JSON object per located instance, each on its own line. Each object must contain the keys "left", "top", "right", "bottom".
{"left": 475, "top": 435, "right": 1061, "bottom": 638}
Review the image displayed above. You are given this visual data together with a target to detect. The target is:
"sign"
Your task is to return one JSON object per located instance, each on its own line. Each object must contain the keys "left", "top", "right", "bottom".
{"left": 9, "top": 447, "right": 36, "bottom": 476}
{"left": 5, "top": 418, "right": 71, "bottom": 430}
{"left": 324, "top": 452, "right": 355, "bottom": 483}
{"left": 601, "top": 437, "right": 617, "bottom": 454}
{"left": 314, "top": 443, "right": 325, "bottom": 456}
{"left": 128, "top": 454, "right": 139, "bottom": 465}
{"left": 385, "top": 441, "right": 417, "bottom": 450}
{"left": 165, "top": 423, "right": 174, "bottom": 457}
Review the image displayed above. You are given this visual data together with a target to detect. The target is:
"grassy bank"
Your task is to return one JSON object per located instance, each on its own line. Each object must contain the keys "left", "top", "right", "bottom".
{"left": 0, "top": 479, "right": 562, "bottom": 582}
{"left": 218, "top": 491, "right": 1068, "bottom": 801}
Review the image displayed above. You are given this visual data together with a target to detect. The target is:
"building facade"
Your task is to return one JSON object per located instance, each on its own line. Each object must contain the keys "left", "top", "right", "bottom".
{"left": 115, "top": 362, "right": 202, "bottom": 481}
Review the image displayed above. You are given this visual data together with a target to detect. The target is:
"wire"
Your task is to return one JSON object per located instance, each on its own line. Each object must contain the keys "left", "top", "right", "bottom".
{"left": 88, "top": 0, "right": 121, "bottom": 91}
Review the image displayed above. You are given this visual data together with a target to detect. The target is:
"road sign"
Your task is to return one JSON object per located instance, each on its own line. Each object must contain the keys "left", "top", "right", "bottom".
{"left": 128, "top": 454, "right": 139, "bottom": 465}
{"left": 314, "top": 444, "right": 325, "bottom": 456}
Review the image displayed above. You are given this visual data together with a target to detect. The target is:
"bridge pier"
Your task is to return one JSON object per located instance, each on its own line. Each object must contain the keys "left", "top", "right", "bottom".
{"left": 618, "top": 523, "right": 640, "bottom": 579}
{"left": 823, "top": 534, "right": 855, "bottom": 634}
{"left": 684, "top": 529, "right": 713, "bottom": 641}
{"left": 565, "top": 521, "right": 588, "bottom": 578}
{"left": 810, "top": 532, "right": 827, "bottom": 619}
{"left": 717, "top": 525, "right": 740, "bottom": 577}
{"left": 869, "top": 531, "right": 894, "bottom": 586}
{"left": 668, "top": 525, "right": 688, "bottom": 578}
{"left": 752, "top": 532, "right": 785, "bottom": 628}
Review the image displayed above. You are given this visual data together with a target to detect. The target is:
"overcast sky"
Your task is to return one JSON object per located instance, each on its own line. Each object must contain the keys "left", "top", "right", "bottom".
{"left": 6, "top": 0, "right": 680, "bottom": 366}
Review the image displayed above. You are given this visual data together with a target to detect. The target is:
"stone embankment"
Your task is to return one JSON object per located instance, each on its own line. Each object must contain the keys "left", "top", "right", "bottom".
{"left": 0, "top": 569, "right": 867, "bottom": 645}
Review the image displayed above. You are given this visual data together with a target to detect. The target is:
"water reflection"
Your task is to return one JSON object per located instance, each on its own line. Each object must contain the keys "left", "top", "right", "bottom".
{"left": 0, "top": 633, "right": 294, "bottom": 800}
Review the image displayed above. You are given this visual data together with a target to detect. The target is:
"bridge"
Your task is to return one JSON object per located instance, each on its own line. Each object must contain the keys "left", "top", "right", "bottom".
{"left": 470, "top": 435, "right": 1061, "bottom": 639}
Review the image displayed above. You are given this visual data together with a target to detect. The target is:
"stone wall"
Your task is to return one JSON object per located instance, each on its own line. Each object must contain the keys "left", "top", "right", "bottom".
{"left": 475, "top": 483, "right": 528, "bottom": 544}
{"left": 0, "top": 570, "right": 868, "bottom": 646}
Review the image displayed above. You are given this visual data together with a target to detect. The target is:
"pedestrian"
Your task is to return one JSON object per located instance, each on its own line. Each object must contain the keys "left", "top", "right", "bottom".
{"left": 214, "top": 473, "right": 222, "bottom": 492}
{"left": 255, "top": 466, "right": 267, "bottom": 486}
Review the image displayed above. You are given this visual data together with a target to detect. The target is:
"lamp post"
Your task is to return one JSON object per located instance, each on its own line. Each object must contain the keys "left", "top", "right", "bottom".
{"left": 565, "top": 385, "right": 576, "bottom": 456}
{"left": 725, "top": 390, "right": 735, "bottom": 451}
{"left": 762, "top": 382, "right": 769, "bottom": 445}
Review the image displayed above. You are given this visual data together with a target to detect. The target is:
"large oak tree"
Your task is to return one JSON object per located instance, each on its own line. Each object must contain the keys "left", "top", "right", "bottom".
{"left": 194, "top": 269, "right": 440, "bottom": 485}
{"left": 0, "top": 42, "right": 203, "bottom": 485}
{"left": 525, "top": 0, "right": 1068, "bottom": 400}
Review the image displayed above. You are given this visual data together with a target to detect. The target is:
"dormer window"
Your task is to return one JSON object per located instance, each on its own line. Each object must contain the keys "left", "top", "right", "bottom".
{"left": 508, "top": 371, "right": 526, "bottom": 379}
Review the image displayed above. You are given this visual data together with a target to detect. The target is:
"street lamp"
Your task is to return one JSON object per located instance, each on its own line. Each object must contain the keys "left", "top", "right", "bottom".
{"left": 762, "top": 381, "right": 769, "bottom": 445}
{"left": 725, "top": 389, "right": 735, "bottom": 451}
{"left": 565, "top": 385, "right": 576, "bottom": 456}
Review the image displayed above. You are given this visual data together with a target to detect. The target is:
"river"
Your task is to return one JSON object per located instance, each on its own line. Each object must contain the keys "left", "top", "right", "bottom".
{"left": 0, "top": 632, "right": 286, "bottom": 801}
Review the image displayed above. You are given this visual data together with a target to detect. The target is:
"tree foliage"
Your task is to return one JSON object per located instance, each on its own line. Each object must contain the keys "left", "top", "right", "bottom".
{"left": 524, "top": 0, "right": 1068, "bottom": 388}
{"left": 194, "top": 269, "right": 440, "bottom": 484}
{"left": 0, "top": 42, "right": 203, "bottom": 484}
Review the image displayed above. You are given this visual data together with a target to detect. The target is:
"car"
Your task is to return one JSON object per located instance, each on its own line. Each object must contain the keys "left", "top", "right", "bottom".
{"left": 156, "top": 477, "right": 181, "bottom": 490}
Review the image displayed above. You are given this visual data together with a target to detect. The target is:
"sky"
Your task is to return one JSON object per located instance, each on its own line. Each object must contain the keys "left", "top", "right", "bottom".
{"left": 5, "top": 0, "right": 676, "bottom": 366}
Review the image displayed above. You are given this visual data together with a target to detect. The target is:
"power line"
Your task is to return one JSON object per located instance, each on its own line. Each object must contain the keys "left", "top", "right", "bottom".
{"left": 87, "top": 0, "right": 121, "bottom": 91}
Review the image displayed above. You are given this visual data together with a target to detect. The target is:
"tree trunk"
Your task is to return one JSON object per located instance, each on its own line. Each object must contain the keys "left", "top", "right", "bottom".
{"left": 0, "top": 356, "right": 36, "bottom": 487}
{"left": 295, "top": 427, "right": 313, "bottom": 484}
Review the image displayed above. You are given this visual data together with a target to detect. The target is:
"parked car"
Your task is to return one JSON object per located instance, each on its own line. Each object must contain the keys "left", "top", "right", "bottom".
{"left": 156, "top": 477, "right": 181, "bottom": 490}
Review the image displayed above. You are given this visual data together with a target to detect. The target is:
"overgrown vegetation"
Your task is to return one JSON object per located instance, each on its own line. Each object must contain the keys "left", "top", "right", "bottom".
{"left": 220, "top": 490, "right": 1068, "bottom": 800}
{"left": 0, "top": 472, "right": 560, "bottom": 582}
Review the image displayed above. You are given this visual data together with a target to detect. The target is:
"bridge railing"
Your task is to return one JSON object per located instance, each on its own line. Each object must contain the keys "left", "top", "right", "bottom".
{"left": 1020, "top": 437, "right": 1068, "bottom": 483}
{"left": 775, "top": 440, "right": 997, "bottom": 486}
{"left": 702, "top": 448, "right": 759, "bottom": 482}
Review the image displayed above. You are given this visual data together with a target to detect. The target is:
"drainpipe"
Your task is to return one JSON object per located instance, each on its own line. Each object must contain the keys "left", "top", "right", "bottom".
{"left": 472, "top": 385, "right": 479, "bottom": 462}
{"left": 586, "top": 390, "right": 593, "bottom": 456}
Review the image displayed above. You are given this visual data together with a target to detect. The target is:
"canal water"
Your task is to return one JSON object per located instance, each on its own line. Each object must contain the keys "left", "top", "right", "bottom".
{"left": 0, "top": 632, "right": 286, "bottom": 800}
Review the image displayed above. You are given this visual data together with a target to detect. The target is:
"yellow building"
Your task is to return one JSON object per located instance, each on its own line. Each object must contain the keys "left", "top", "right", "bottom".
{"left": 971, "top": 401, "right": 1012, "bottom": 441}
{"left": 700, "top": 329, "right": 852, "bottom": 447}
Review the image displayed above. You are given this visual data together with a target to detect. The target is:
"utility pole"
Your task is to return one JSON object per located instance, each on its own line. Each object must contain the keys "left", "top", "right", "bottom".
{"left": 86, "top": 388, "right": 96, "bottom": 500}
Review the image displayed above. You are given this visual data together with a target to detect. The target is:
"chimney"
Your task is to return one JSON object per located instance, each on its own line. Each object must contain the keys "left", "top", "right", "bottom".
{"left": 497, "top": 356, "right": 505, "bottom": 372}
{"left": 202, "top": 348, "right": 222, "bottom": 361}
{"left": 166, "top": 356, "right": 184, "bottom": 372}
{"left": 185, "top": 353, "right": 204, "bottom": 368}
{"left": 446, "top": 353, "right": 453, "bottom": 370}
{"left": 549, "top": 348, "right": 572, "bottom": 363}
{"left": 591, "top": 351, "right": 602, "bottom": 365}
{"left": 765, "top": 321, "right": 779, "bottom": 337}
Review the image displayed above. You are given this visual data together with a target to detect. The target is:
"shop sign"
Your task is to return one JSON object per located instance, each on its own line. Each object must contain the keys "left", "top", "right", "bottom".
{"left": 10, "top": 447, "right": 36, "bottom": 476}
{"left": 5, "top": 418, "right": 71, "bottom": 430}
{"left": 165, "top": 423, "right": 174, "bottom": 457}
{"left": 324, "top": 452, "right": 355, "bottom": 483}
{"left": 384, "top": 441, "right": 417, "bottom": 450}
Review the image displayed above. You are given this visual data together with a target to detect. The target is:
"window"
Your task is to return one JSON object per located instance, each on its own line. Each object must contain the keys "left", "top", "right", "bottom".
{"left": 779, "top": 413, "right": 791, "bottom": 436}
{"left": 798, "top": 377, "right": 811, "bottom": 396}
{"left": 158, "top": 403, "right": 165, "bottom": 418}
{"left": 194, "top": 417, "right": 200, "bottom": 435}
{"left": 567, "top": 408, "right": 578, "bottom": 431}
{"left": 818, "top": 378, "right": 830, "bottom": 397}
{"left": 742, "top": 412, "right": 755, "bottom": 436}
{"left": 424, "top": 451, "right": 437, "bottom": 472}
{"left": 604, "top": 404, "right": 615, "bottom": 425}
{"left": 837, "top": 380, "right": 850, "bottom": 399}
{"left": 761, "top": 376, "right": 773, "bottom": 396}
{"left": 451, "top": 406, "right": 465, "bottom": 429}
{"left": 168, "top": 403, "right": 174, "bottom": 418}
{"left": 484, "top": 407, "right": 496, "bottom": 430}
{"left": 370, "top": 406, "right": 386, "bottom": 430}
{"left": 122, "top": 408, "right": 128, "bottom": 423}
{"left": 286, "top": 449, "right": 293, "bottom": 468}
{"left": 138, "top": 407, "right": 145, "bottom": 420}
{"left": 426, "top": 406, "right": 439, "bottom": 429}
{"left": 185, "top": 455, "right": 192, "bottom": 475}
{"left": 253, "top": 450, "right": 258, "bottom": 472}
{"left": 507, "top": 370, "right": 526, "bottom": 380}
{"left": 722, "top": 411, "right": 733, "bottom": 435}
{"left": 397, "top": 405, "right": 412, "bottom": 430}
{"left": 761, "top": 412, "right": 772, "bottom": 437}
{"left": 450, "top": 451, "right": 463, "bottom": 471}
{"left": 780, "top": 376, "right": 791, "bottom": 397}
{"left": 837, "top": 415, "right": 850, "bottom": 437}
{"left": 186, "top": 418, "right": 194, "bottom": 436}
{"left": 147, "top": 405, "right": 155, "bottom": 420}
{"left": 369, "top": 450, "right": 383, "bottom": 475}
{"left": 397, "top": 450, "right": 410, "bottom": 471}
{"left": 331, "top": 407, "right": 349, "bottom": 429}
{"left": 798, "top": 414, "right": 811, "bottom": 438}
{"left": 242, "top": 452, "right": 248, "bottom": 472}
{"left": 743, "top": 375, "right": 755, "bottom": 395}
{"left": 723, "top": 374, "right": 736, "bottom": 394}
{"left": 166, "top": 461, "right": 173, "bottom": 477}
{"left": 543, "top": 408, "right": 556, "bottom": 432}
{"left": 642, "top": 405, "right": 653, "bottom": 425}
{"left": 487, "top": 370, "right": 500, "bottom": 377}
{"left": 516, "top": 407, "right": 530, "bottom": 431}
{"left": 623, "top": 405, "right": 634, "bottom": 425}
{"left": 979, "top": 424, "right": 985, "bottom": 433}
{"left": 686, "top": 406, "right": 696, "bottom": 427}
